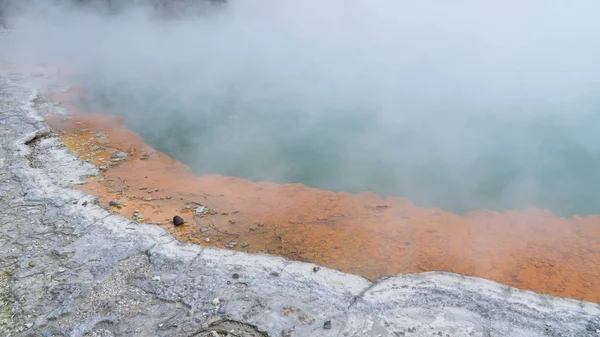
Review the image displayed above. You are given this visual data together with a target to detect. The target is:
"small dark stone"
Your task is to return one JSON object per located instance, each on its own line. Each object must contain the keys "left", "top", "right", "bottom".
{"left": 82, "top": 201, "right": 87, "bottom": 207}
{"left": 270, "top": 271, "right": 280, "bottom": 277}
{"left": 232, "top": 273, "right": 240, "bottom": 279}
{"left": 313, "top": 266, "right": 320, "bottom": 272}
{"left": 173, "top": 215, "right": 185, "bottom": 226}
{"left": 108, "top": 201, "right": 122, "bottom": 208}
{"left": 323, "top": 320, "right": 332, "bottom": 329}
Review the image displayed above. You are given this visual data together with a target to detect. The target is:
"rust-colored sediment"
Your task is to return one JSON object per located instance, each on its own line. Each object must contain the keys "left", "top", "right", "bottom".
{"left": 47, "top": 87, "right": 600, "bottom": 303}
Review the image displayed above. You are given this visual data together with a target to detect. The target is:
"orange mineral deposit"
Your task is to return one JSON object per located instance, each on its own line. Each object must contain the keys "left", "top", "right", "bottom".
{"left": 46, "top": 88, "right": 600, "bottom": 303}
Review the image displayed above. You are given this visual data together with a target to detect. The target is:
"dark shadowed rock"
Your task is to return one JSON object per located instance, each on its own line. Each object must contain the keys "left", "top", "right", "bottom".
{"left": 173, "top": 215, "right": 184, "bottom": 226}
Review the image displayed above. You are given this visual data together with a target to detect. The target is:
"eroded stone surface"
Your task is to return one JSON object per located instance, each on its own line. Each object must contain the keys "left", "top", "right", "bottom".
{"left": 1, "top": 64, "right": 600, "bottom": 337}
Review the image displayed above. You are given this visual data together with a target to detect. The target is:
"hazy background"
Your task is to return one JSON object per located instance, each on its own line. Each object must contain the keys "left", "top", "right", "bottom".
{"left": 2, "top": 0, "right": 600, "bottom": 216}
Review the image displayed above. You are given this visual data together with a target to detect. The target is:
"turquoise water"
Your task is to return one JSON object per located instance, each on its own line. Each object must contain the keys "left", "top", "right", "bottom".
{"left": 79, "top": 81, "right": 600, "bottom": 217}
{"left": 3, "top": 0, "right": 600, "bottom": 216}
{"left": 31, "top": 0, "right": 597, "bottom": 218}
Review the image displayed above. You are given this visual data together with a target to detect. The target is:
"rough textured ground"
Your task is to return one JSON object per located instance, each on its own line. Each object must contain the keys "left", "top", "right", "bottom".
{"left": 1, "top": 65, "right": 600, "bottom": 337}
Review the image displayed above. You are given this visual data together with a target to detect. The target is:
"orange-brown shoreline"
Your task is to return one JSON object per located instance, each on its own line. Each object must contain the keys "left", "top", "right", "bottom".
{"left": 46, "top": 86, "right": 600, "bottom": 303}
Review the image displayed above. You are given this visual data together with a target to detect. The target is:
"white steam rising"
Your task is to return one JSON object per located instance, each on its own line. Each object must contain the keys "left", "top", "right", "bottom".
{"left": 2, "top": 0, "right": 600, "bottom": 215}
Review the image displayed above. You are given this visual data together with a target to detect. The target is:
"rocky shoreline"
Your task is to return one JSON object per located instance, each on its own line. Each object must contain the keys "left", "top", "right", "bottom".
{"left": 1, "top": 65, "right": 600, "bottom": 336}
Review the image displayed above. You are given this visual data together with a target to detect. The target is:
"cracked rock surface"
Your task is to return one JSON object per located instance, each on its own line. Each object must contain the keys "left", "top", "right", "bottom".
{"left": 1, "top": 65, "right": 600, "bottom": 337}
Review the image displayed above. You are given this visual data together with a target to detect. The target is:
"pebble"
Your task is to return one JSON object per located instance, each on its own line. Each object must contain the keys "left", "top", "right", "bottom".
{"left": 81, "top": 201, "right": 87, "bottom": 207}
{"left": 323, "top": 320, "right": 332, "bottom": 329}
{"left": 204, "top": 238, "right": 211, "bottom": 243}
{"left": 173, "top": 216, "right": 185, "bottom": 226}
{"left": 108, "top": 201, "right": 122, "bottom": 208}
{"left": 113, "top": 152, "right": 128, "bottom": 159}
{"left": 152, "top": 276, "right": 161, "bottom": 281}
{"left": 195, "top": 206, "right": 207, "bottom": 214}
{"left": 143, "top": 197, "right": 153, "bottom": 201}
{"left": 313, "top": 266, "right": 320, "bottom": 272}
{"left": 57, "top": 268, "right": 66, "bottom": 273}
{"left": 28, "top": 261, "right": 36, "bottom": 267}
{"left": 211, "top": 297, "right": 220, "bottom": 306}
{"left": 232, "top": 273, "right": 240, "bottom": 279}
{"left": 200, "top": 227, "right": 209, "bottom": 232}
{"left": 226, "top": 241, "right": 237, "bottom": 248}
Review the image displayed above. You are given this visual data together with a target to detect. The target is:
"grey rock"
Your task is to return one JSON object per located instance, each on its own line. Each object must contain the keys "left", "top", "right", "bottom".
{"left": 173, "top": 215, "right": 185, "bottom": 226}
{"left": 0, "top": 63, "right": 599, "bottom": 337}
{"left": 112, "top": 152, "right": 128, "bottom": 160}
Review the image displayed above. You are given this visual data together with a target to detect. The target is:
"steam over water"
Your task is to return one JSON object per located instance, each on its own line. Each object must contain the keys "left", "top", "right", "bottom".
{"left": 3, "top": 0, "right": 600, "bottom": 216}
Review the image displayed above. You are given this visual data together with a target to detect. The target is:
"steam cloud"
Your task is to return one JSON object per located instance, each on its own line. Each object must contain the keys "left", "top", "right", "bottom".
{"left": 2, "top": 0, "right": 600, "bottom": 216}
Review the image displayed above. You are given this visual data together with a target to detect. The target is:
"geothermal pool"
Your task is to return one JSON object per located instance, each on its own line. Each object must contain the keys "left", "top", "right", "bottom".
{"left": 7, "top": 0, "right": 600, "bottom": 304}
{"left": 78, "top": 81, "right": 600, "bottom": 217}
{"left": 4, "top": 0, "right": 600, "bottom": 218}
